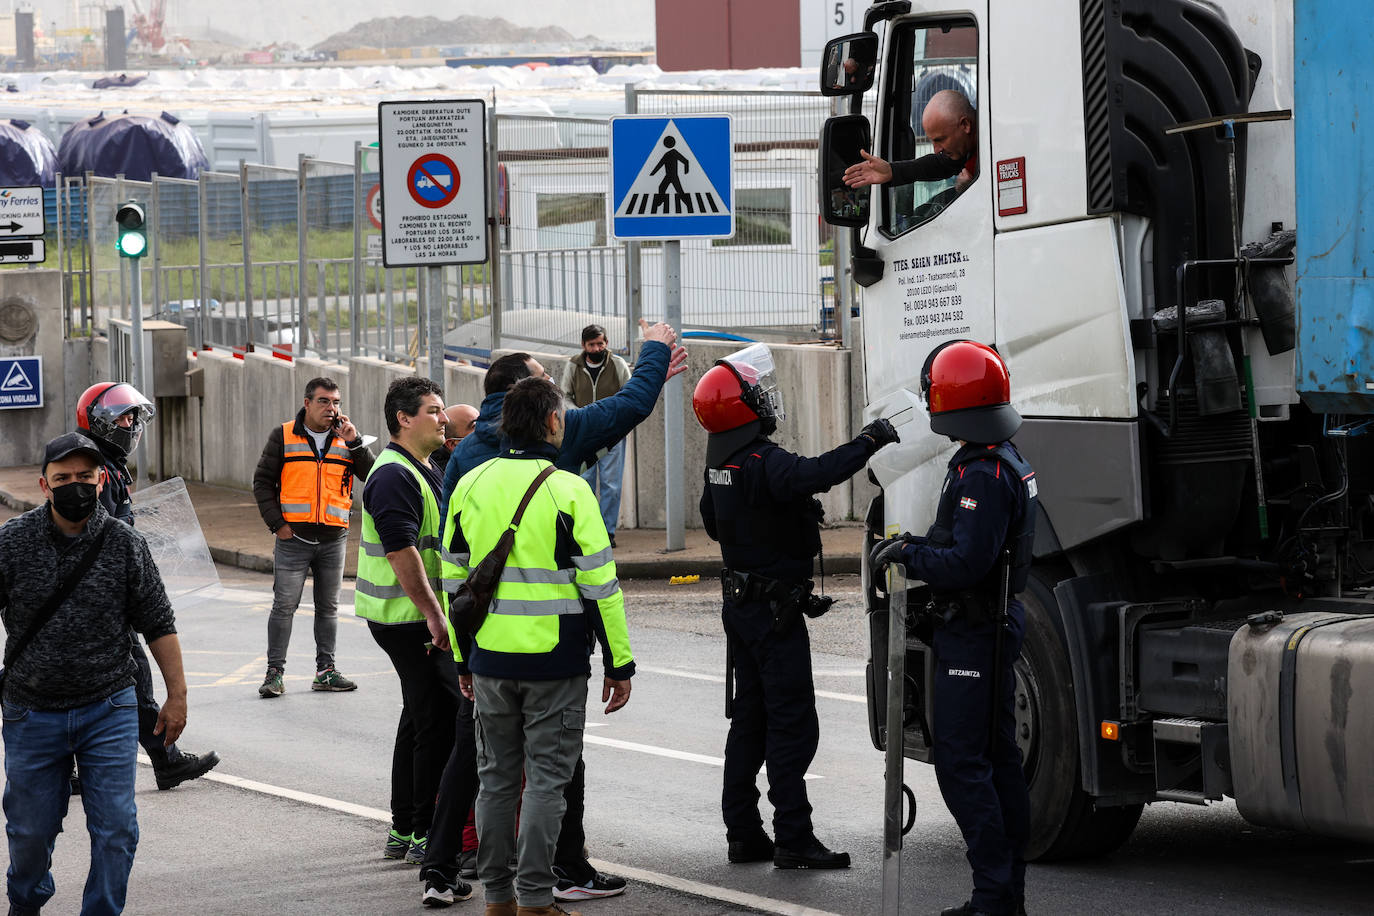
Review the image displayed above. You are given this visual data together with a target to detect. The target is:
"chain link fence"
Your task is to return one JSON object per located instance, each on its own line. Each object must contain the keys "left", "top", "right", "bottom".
{"left": 54, "top": 88, "right": 840, "bottom": 362}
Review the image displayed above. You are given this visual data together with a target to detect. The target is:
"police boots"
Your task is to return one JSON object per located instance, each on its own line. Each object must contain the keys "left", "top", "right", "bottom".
{"left": 773, "top": 834, "right": 850, "bottom": 869}
{"left": 940, "top": 902, "right": 1028, "bottom": 916}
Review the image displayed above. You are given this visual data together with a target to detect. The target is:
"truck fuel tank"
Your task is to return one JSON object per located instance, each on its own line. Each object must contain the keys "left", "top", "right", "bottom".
{"left": 1229, "top": 610, "right": 1374, "bottom": 840}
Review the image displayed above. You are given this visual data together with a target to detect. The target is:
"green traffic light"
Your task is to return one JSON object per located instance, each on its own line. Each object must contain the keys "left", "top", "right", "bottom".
{"left": 116, "top": 230, "right": 147, "bottom": 258}
{"left": 115, "top": 200, "right": 147, "bottom": 260}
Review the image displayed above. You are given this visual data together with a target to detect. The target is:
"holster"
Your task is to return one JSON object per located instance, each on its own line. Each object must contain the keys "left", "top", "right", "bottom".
{"left": 721, "top": 568, "right": 812, "bottom": 634}
{"left": 930, "top": 587, "right": 1000, "bottom": 627}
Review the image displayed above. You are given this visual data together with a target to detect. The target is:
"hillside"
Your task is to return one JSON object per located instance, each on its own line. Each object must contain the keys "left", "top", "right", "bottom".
{"left": 312, "top": 15, "right": 590, "bottom": 52}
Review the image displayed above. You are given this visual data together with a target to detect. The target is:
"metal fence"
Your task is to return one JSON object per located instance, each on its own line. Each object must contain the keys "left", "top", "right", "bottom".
{"left": 53, "top": 88, "right": 840, "bottom": 363}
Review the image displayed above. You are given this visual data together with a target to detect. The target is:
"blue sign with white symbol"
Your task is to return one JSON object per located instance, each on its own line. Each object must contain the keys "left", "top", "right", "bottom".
{"left": 407, "top": 153, "right": 461, "bottom": 209}
{"left": 610, "top": 115, "right": 734, "bottom": 240}
{"left": 0, "top": 355, "right": 41, "bottom": 409}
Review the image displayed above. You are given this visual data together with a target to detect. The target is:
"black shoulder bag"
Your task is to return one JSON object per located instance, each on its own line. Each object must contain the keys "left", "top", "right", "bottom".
{"left": 448, "top": 465, "right": 557, "bottom": 640}
{"left": 0, "top": 522, "right": 112, "bottom": 701}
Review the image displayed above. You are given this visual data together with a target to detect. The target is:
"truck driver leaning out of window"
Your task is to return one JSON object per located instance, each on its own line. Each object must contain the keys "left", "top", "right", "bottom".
{"left": 842, "top": 88, "right": 979, "bottom": 217}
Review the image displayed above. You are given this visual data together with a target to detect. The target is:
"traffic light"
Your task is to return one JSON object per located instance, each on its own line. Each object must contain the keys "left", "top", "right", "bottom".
{"left": 115, "top": 200, "right": 147, "bottom": 258}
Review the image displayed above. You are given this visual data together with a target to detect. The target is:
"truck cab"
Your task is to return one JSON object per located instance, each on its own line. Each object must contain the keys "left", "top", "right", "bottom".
{"left": 820, "top": 0, "right": 1374, "bottom": 858}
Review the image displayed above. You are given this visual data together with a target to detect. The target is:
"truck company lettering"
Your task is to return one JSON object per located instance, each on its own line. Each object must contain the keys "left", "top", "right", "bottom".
{"left": 894, "top": 249, "right": 971, "bottom": 341}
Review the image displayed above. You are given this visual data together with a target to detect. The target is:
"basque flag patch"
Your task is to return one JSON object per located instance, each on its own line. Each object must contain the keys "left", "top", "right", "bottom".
{"left": 959, "top": 496, "right": 978, "bottom": 510}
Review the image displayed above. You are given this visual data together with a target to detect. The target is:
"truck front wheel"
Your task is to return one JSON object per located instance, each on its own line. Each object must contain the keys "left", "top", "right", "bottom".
{"left": 1017, "top": 571, "right": 1143, "bottom": 860}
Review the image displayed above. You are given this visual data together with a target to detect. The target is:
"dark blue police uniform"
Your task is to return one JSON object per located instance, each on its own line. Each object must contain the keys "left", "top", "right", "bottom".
{"left": 899, "top": 441, "right": 1036, "bottom": 916}
{"left": 94, "top": 439, "right": 187, "bottom": 770}
{"left": 701, "top": 432, "right": 877, "bottom": 850}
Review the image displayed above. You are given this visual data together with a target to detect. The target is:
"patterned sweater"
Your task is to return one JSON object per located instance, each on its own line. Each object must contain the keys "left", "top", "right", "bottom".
{"left": 0, "top": 502, "right": 176, "bottom": 710}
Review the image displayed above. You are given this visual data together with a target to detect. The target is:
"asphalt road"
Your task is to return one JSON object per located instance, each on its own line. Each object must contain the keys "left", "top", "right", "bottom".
{"left": 12, "top": 565, "right": 1374, "bottom": 914}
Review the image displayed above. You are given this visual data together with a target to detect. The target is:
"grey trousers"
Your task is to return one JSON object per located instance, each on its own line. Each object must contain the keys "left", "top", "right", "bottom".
{"left": 472, "top": 673, "right": 587, "bottom": 907}
{"left": 267, "top": 533, "right": 346, "bottom": 671}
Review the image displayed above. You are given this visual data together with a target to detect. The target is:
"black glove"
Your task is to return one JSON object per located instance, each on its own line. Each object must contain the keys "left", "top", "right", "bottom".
{"left": 869, "top": 534, "right": 912, "bottom": 571}
{"left": 859, "top": 418, "right": 900, "bottom": 449}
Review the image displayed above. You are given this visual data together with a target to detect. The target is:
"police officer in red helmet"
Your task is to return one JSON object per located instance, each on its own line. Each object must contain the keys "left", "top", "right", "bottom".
{"left": 871, "top": 340, "right": 1035, "bottom": 916}
{"left": 74, "top": 381, "right": 221, "bottom": 791}
{"left": 76, "top": 382, "right": 156, "bottom": 524}
{"left": 694, "top": 344, "right": 899, "bottom": 870}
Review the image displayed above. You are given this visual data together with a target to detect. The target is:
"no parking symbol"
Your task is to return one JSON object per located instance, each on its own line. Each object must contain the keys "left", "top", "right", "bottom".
{"left": 407, "top": 154, "right": 460, "bottom": 209}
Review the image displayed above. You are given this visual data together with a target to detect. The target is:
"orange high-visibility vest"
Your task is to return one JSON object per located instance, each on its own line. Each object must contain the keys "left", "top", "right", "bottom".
{"left": 279, "top": 422, "right": 354, "bottom": 527}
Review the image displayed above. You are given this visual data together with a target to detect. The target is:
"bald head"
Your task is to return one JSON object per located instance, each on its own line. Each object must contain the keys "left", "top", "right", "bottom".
{"left": 446, "top": 404, "right": 480, "bottom": 442}
{"left": 921, "top": 90, "right": 977, "bottom": 162}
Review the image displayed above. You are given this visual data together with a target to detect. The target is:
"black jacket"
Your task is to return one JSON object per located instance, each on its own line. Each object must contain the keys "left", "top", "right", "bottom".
{"left": 95, "top": 438, "right": 134, "bottom": 525}
{"left": 0, "top": 502, "right": 175, "bottom": 710}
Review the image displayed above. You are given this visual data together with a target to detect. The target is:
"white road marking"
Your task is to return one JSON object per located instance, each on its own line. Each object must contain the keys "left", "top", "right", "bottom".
{"left": 585, "top": 735, "right": 822, "bottom": 780}
{"left": 134, "top": 757, "right": 845, "bottom": 916}
{"left": 587, "top": 857, "right": 848, "bottom": 916}
{"left": 637, "top": 664, "right": 866, "bottom": 705}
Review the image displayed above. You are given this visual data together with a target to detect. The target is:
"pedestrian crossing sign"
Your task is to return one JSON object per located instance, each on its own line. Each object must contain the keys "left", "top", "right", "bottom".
{"left": 609, "top": 114, "right": 733, "bottom": 240}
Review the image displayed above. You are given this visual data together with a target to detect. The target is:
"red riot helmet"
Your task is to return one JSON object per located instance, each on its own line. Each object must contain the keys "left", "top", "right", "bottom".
{"left": 76, "top": 382, "right": 155, "bottom": 456}
{"left": 919, "top": 340, "right": 1020, "bottom": 444}
{"left": 692, "top": 343, "right": 784, "bottom": 434}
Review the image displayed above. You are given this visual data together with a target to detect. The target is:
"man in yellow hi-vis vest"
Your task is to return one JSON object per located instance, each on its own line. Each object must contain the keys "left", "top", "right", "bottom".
{"left": 355, "top": 376, "right": 472, "bottom": 901}
{"left": 442, "top": 377, "right": 634, "bottom": 916}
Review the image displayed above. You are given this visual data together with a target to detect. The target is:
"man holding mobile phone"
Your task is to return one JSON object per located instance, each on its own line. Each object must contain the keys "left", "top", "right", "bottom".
{"left": 253, "top": 377, "right": 375, "bottom": 698}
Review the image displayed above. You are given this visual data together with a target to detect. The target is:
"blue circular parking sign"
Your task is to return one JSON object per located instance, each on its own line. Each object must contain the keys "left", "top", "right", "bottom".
{"left": 407, "top": 154, "right": 460, "bottom": 209}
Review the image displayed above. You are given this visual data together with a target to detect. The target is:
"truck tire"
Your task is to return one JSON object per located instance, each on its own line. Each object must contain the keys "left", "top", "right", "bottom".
{"left": 1017, "top": 570, "right": 1143, "bottom": 860}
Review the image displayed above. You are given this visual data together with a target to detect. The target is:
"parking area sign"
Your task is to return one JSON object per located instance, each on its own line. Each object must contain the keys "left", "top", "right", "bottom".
{"left": 610, "top": 115, "right": 733, "bottom": 240}
{"left": 377, "top": 100, "right": 489, "bottom": 267}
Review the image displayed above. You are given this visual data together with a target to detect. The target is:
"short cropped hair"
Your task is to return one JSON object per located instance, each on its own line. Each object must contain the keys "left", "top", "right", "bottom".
{"left": 581, "top": 324, "right": 607, "bottom": 344}
{"left": 384, "top": 376, "right": 443, "bottom": 436}
{"left": 485, "top": 352, "right": 534, "bottom": 395}
{"left": 501, "top": 378, "right": 564, "bottom": 447}
{"left": 304, "top": 377, "right": 339, "bottom": 400}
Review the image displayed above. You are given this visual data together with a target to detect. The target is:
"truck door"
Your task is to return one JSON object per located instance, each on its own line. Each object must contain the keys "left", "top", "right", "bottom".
{"left": 863, "top": 14, "right": 992, "bottom": 413}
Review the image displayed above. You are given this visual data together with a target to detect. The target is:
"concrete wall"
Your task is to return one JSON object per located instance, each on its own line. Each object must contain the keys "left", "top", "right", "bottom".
{"left": 0, "top": 271, "right": 75, "bottom": 467}
{"left": 10, "top": 320, "right": 868, "bottom": 529}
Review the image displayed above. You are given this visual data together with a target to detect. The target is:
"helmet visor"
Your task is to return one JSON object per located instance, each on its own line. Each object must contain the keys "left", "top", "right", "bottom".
{"left": 87, "top": 384, "right": 155, "bottom": 455}
{"left": 720, "top": 343, "right": 784, "bottom": 422}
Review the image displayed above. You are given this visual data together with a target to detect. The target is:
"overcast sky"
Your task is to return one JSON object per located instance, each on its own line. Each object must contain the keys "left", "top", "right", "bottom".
{"left": 166, "top": 1, "right": 657, "bottom": 47}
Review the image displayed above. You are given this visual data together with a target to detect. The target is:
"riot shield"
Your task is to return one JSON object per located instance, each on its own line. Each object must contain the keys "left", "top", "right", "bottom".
{"left": 131, "top": 477, "right": 221, "bottom": 610}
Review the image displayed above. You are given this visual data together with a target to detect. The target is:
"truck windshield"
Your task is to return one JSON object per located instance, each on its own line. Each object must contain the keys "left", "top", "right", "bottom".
{"left": 881, "top": 19, "right": 979, "bottom": 237}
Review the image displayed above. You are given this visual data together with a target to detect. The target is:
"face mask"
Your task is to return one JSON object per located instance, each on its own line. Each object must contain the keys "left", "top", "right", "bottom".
{"left": 51, "top": 481, "right": 98, "bottom": 523}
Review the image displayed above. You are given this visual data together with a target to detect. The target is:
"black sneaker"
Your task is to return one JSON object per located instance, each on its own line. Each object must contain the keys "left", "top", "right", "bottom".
{"left": 154, "top": 750, "right": 221, "bottom": 790}
{"left": 773, "top": 835, "right": 850, "bottom": 869}
{"left": 421, "top": 875, "right": 473, "bottom": 908}
{"left": 553, "top": 868, "right": 626, "bottom": 901}
{"left": 727, "top": 831, "right": 775, "bottom": 863}
{"left": 457, "top": 848, "right": 478, "bottom": 879}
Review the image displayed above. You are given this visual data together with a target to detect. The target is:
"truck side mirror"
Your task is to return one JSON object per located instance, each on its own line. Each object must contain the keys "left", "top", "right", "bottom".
{"left": 819, "top": 114, "right": 872, "bottom": 228}
{"left": 820, "top": 33, "right": 878, "bottom": 96}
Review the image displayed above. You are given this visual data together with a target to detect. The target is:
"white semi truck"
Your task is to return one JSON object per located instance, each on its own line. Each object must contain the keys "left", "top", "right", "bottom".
{"left": 817, "top": 0, "right": 1374, "bottom": 866}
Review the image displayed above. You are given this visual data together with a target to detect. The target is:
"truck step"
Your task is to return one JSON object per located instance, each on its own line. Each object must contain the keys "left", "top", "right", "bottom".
{"left": 1156, "top": 788, "right": 1209, "bottom": 805}
{"left": 1152, "top": 716, "right": 1215, "bottom": 745}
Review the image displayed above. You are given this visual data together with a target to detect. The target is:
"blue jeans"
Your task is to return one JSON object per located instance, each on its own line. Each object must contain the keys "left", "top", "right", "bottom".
{"left": 3, "top": 686, "right": 139, "bottom": 915}
{"left": 580, "top": 439, "right": 625, "bottom": 536}
{"left": 268, "top": 533, "right": 346, "bottom": 671}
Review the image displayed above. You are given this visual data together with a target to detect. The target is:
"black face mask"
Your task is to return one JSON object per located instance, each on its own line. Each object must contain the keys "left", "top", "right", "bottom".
{"left": 51, "top": 481, "right": 99, "bottom": 523}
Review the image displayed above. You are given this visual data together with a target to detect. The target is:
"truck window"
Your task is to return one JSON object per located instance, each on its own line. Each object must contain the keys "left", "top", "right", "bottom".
{"left": 880, "top": 19, "right": 978, "bottom": 237}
